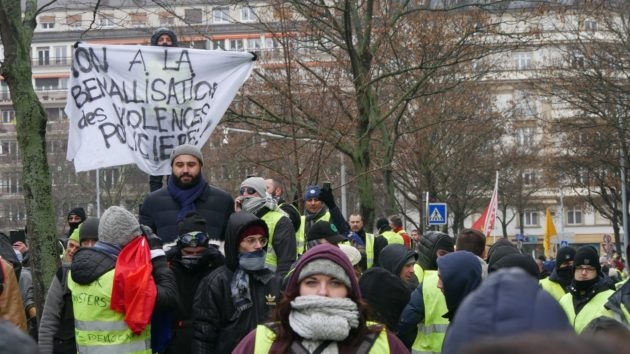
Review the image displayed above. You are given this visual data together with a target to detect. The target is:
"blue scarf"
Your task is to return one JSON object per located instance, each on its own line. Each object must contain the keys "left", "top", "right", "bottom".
{"left": 167, "top": 174, "right": 207, "bottom": 222}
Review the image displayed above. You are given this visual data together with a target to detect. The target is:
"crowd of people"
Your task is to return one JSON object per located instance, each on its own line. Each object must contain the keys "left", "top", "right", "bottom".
{"left": 0, "top": 140, "right": 629, "bottom": 354}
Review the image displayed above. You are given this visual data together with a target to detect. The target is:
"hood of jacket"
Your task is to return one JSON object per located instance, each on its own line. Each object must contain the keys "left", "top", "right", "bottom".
{"left": 359, "top": 266, "right": 412, "bottom": 329}
{"left": 436, "top": 251, "right": 482, "bottom": 320}
{"left": 442, "top": 268, "right": 572, "bottom": 354}
{"left": 285, "top": 243, "right": 361, "bottom": 302}
{"left": 224, "top": 212, "right": 269, "bottom": 271}
{"left": 70, "top": 247, "right": 116, "bottom": 285}
{"left": 417, "top": 231, "right": 454, "bottom": 271}
{"left": 379, "top": 244, "right": 417, "bottom": 276}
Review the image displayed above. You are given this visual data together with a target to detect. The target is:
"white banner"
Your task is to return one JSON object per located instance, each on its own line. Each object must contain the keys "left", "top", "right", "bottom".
{"left": 65, "top": 43, "right": 254, "bottom": 175}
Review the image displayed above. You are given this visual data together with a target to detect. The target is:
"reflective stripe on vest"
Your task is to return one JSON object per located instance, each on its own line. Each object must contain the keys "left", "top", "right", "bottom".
{"left": 539, "top": 277, "right": 566, "bottom": 302}
{"left": 559, "top": 289, "right": 616, "bottom": 333}
{"left": 411, "top": 271, "right": 448, "bottom": 354}
{"left": 253, "top": 322, "right": 391, "bottom": 353}
{"left": 67, "top": 269, "right": 151, "bottom": 354}
{"left": 381, "top": 230, "right": 403, "bottom": 245}
{"left": 365, "top": 233, "right": 375, "bottom": 269}
{"left": 261, "top": 210, "right": 284, "bottom": 272}
{"left": 296, "top": 212, "right": 331, "bottom": 255}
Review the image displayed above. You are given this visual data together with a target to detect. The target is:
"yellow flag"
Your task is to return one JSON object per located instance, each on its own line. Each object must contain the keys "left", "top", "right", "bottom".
{"left": 544, "top": 208, "right": 557, "bottom": 259}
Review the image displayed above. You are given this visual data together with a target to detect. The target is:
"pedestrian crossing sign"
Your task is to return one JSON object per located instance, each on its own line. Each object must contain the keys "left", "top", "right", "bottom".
{"left": 428, "top": 203, "right": 447, "bottom": 225}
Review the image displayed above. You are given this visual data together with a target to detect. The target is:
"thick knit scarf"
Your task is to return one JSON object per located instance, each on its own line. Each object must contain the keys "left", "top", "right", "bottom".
{"left": 167, "top": 174, "right": 207, "bottom": 222}
{"left": 241, "top": 195, "right": 279, "bottom": 216}
{"left": 289, "top": 295, "right": 359, "bottom": 342}
{"left": 230, "top": 268, "right": 252, "bottom": 316}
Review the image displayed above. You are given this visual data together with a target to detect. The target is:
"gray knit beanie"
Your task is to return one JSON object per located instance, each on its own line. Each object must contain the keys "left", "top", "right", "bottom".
{"left": 170, "top": 144, "right": 204, "bottom": 166}
{"left": 79, "top": 217, "right": 100, "bottom": 243}
{"left": 297, "top": 259, "right": 352, "bottom": 289}
{"left": 240, "top": 177, "right": 267, "bottom": 197}
{"left": 98, "top": 206, "right": 141, "bottom": 247}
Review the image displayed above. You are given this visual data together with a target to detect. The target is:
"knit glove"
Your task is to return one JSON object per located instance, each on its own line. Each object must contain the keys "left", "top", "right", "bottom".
{"left": 348, "top": 232, "right": 365, "bottom": 247}
{"left": 319, "top": 185, "right": 336, "bottom": 209}
{"left": 141, "top": 225, "right": 165, "bottom": 259}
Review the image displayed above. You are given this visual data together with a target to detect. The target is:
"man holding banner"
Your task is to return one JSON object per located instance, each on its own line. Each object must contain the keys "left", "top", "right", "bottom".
{"left": 65, "top": 39, "right": 256, "bottom": 244}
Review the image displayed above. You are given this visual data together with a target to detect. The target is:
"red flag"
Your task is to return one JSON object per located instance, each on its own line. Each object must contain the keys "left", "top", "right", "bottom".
{"left": 471, "top": 172, "right": 499, "bottom": 237}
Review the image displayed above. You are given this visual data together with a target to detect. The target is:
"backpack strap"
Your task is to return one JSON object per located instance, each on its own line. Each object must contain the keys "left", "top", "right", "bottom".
{"left": 355, "top": 325, "right": 383, "bottom": 354}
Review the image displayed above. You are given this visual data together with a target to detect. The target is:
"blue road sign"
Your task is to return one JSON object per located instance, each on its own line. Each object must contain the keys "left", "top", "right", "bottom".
{"left": 560, "top": 240, "right": 569, "bottom": 247}
{"left": 428, "top": 203, "right": 447, "bottom": 225}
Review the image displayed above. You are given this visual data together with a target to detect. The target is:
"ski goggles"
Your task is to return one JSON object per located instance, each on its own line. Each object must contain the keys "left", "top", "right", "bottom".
{"left": 178, "top": 231, "right": 209, "bottom": 247}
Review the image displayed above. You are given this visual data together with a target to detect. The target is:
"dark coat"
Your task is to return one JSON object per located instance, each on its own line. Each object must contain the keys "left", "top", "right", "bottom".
{"left": 139, "top": 183, "right": 234, "bottom": 243}
{"left": 191, "top": 212, "right": 282, "bottom": 354}
{"left": 441, "top": 268, "right": 572, "bottom": 354}
{"left": 605, "top": 280, "right": 630, "bottom": 324}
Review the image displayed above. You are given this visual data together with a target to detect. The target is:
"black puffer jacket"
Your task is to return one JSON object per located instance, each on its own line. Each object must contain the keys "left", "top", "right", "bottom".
{"left": 417, "top": 231, "right": 454, "bottom": 271}
{"left": 191, "top": 212, "right": 282, "bottom": 354}
{"left": 139, "top": 183, "right": 234, "bottom": 243}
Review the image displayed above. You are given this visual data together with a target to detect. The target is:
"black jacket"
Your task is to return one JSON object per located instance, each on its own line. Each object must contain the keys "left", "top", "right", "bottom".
{"left": 70, "top": 245, "right": 179, "bottom": 312}
{"left": 605, "top": 280, "right": 630, "bottom": 324}
{"left": 165, "top": 247, "right": 224, "bottom": 354}
{"left": 139, "top": 183, "right": 234, "bottom": 243}
{"left": 191, "top": 212, "right": 282, "bottom": 354}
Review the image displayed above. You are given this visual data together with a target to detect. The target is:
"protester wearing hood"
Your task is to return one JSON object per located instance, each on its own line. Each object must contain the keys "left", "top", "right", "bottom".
{"left": 541, "top": 246, "right": 576, "bottom": 301}
{"left": 559, "top": 246, "right": 616, "bottom": 333}
{"left": 397, "top": 231, "right": 454, "bottom": 352}
{"left": 192, "top": 212, "right": 282, "bottom": 353}
{"left": 68, "top": 206, "right": 178, "bottom": 353}
{"left": 296, "top": 184, "right": 349, "bottom": 255}
{"left": 66, "top": 207, "right": 86, "bottom": 237}
{"left": 360, "top": 265, "right": 413, "bottom": 331}
{"left": 379, "top": 244, "right": 419, "bottom": 288}
{"left": 233, "top": 243, "right": 409, "bottom": 353}
{"left": 39, "top": 218, "right": 99, "bottom": 354}
{"left": 151, "top": 27, "right": 178, "bottom": 47}
{"left": 236, "top": 177, "right": 296, "bottom": 276}
{"left": 163, "top": 212, "right": 224, "bottom": 354}
{"left": 442, "top": 268, "right": 572, "bottom": 354}
{"left": 437, "top": 251, "right": 483, "bottom": 322}
{"left": 140, "top": 144, "right": 234, "bottom": 243}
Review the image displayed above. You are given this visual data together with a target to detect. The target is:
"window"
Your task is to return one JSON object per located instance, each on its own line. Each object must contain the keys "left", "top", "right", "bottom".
{"left": 213, "top": 7, "right": 229, "bottom": 23}
{"left": 567, "top": 207, "right": 582, "bottom": 225}
{"left": 241, "top": 7, "right": 256, "bottom": 22}
{"left": 37, "top": 47, "right": 50, "bottom": 66}
{"left": 584, "top": 19, "right": 597, "bottom": 32}
{"left": 130, "top": 12, "right": 147, "bottom": 27}
{"left": 264, "top": 38, "right": 279, "bottom": 49}
{"left": 516, "top": 127, "right": 536, "bottom": 146}
{"left": 35, "top": 78, "right": 59, "bottom": 91}
{"left": 1, "top": 110, "right": 15, "bottom": 123}
{"left": 39, "top": 16, "right": 55, "bottom": 30}
{"left": 212, "top": 39, "right": 226, "bottom": 50}
{"left": 54, "top": 46, "right": 67, "bottom": 65}
{"left": 514, "top": 91, "right": 537, "bottom": 117}
{"left": 522, "top": 171, "right": 537, "bottom": 186}
{"left": 247, "top": 38, "right": 262, "bottom": 50}
{"left": 66, "top": 14, "right": 81, "bottom": 28}
{"left": 514, "top": 52, "right": 532, "bottom": 70}
{"left": 229, "top": 39, "right": 244, "bottom": 51}
{"left": 159, "top": 12, "right": 175, "bottom": 26}
{"left": 523, "top": 210, "right": 539, "bottom": 226}
{"left": 185, "top": 8, "right": 203, "bottom": 24}
{"left": 99, "top": 14, "right": 114, "bottom": 27}
{"left": 570, "top": 52, "right": 585, "bottom": 68}
{"left": 46, "top": 107, "right": 66, "bottom": 121}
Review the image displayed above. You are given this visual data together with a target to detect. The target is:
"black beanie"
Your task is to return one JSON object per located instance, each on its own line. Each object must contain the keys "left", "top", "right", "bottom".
{"left": 376, "top": 218, "right": 390, "bottom": 232}
{"left": 177, "top": 212, "right": 208, "bottom": 236}
{"left": 79, "top": 217, "right": 99, "bottom": 243}
{"left": 574, "top": 246, "right": 601, "bottom": 274}
{"left": 492, "top": 254, "right": 539, "bottom": 278}
{"left": 555, "top": 246, "right": 576, "bottom": 267}
{"left": 150, "top": 27, "right": 178, "bottom": 47}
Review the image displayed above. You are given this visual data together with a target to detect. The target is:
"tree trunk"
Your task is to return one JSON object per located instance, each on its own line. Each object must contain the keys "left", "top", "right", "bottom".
{"left": 0, "top": 0, "right": 59, "bottom": 318}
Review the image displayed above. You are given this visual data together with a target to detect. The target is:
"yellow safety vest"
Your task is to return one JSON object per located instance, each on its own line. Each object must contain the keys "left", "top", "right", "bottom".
{"left": 340, "top": 232, "right": 375, "bottom": 269}
{"left": 559, "top": 289, "right": 616, "bottom": 333}
{"left": 67, "top": 269, "right": 151, "bottom": 353}
{"left": 411, "top": 271, "right": 448, "bottom": 354}
{"left": 414, "top": 264, "right": 424, "bottom": 284}
{"left": 296, "top": 212, "right": 331, "bottom": 255}
{"left": 261, "top": 210, "right": 284, "bottom": 272}
{"left": 381, "top": 230, "right": 403, "bottom": 246}
{"left": 252, "top": 322, "right": 391, "bottom": 353}
{"left": 539, "top": 277, "right": 566, "bottom": 302}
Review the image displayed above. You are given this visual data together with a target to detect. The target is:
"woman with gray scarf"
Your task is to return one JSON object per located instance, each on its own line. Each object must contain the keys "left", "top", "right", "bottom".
{"left": 233, "top": 243, "right": 409, "bottom": 354}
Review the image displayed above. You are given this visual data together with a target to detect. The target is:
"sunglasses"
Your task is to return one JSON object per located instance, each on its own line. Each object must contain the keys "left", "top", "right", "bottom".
{"left": 240, "top": 186, "right": 257, "bottom": 195}
{"left": 178, "top": 231, "right": 209, "bottom": 247}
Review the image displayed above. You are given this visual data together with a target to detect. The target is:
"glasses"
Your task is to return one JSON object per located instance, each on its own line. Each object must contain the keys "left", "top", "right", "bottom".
{"left": 178, "top": 231, "right": 209, "bottom": 247}
{"left": 241, "top": 236, "right": 268, "bottom": 247}
{"left": 575, "top": 266, "right": 597, "bottom": 273}
{"left": 240, "top": 187, "right": 257, "bottom": 196}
